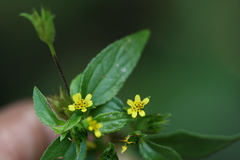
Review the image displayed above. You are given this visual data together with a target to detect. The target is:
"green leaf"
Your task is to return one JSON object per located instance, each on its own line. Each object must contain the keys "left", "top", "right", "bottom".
{"left": 64, "top": 141, "right": 87, "bottom": 160}
{"left": 100, "top": 143, "right": 119, "bottom": 160}
{"left": 52, "top": 113, "right": 82, "bottom": 134}
{"left": 70, "top": 73, "right": 83, "bottom": 96}
{"left": 146, "top": 130, "right": 240, "bottom": 159}
{"left": 33, "top": 86, "right": 64, "bottom": 127}
{"left": 94, "top": 111, "right": 133, "bottom": 134}
{"left": 139, "top": 139, "right": 182, "bottom": 160}
{"left": 81, "top": 30, "right": 150, "bottom": 106}
{"left": 41, "top": 135, "right": 72, "bottom": 160}
{"left": 91, "top": 97, "right": 124, "bottom": 117}
{"left": 41, "top": 135, "right": 87, "bottom": 160}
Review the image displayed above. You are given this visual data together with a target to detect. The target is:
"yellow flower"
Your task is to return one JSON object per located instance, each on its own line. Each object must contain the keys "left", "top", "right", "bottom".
{"left": 86, "top": 117, "right": 103, "bottom": 138}
{"left": 68, "top": 93, "right": 93, "bottom": 112}
{"left": 127, "top": 94, "right": 150, "bottom": 118}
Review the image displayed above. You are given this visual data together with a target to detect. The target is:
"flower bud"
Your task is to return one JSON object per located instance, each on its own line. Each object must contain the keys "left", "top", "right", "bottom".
{"left": 20, "top": 8, "right": 55, "bottom": 44}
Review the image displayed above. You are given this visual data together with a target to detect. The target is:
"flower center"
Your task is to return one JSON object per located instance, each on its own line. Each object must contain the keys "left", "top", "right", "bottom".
{"left": 75, "top": 99, "right": 88, "bottom": 109}
{"left": 133, "top": 101, "right": 144, "bottom": 111}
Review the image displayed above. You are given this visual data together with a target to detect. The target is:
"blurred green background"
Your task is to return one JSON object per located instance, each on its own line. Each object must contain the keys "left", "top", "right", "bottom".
{"left": 1, "top": 0, "right": 240, "bottom": 159}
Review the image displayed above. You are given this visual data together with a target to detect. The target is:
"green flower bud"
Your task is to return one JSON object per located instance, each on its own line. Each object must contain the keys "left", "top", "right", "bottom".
{"left": 47, "top": 87, "right": 72, "bottom": 120}
{"left": 132, "top": 113, "right": 171, "bottom": 134}
{"left": 20, "top": 8, "right": 55, "bottom": 44}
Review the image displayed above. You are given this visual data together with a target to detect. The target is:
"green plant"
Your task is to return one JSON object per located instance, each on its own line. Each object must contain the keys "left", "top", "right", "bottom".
{"left": 21, "top": 8, "right": 240, "bottom": 160}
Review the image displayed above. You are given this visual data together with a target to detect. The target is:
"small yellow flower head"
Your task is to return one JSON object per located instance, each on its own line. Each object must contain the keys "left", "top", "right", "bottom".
{"left": 86, "top": 117, "right": 103, "bottom": 138}
{"left": 121, "top": 145, "right": 128, "bottom": 153}
{"left": 68, "top": 93, "right": 93, "bottom": 112}
{"left": 127, "top": 94, "right": 150, "bottom": 118}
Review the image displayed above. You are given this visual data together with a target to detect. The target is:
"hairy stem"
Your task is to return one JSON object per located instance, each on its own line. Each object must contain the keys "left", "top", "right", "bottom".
{"left": 48, "top": 43, "right": 70, "bottom": 94}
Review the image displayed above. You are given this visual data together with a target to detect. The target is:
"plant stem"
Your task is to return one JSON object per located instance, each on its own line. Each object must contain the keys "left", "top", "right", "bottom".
{"left": 48, "top": 43, "right": 70, "bottom": 94}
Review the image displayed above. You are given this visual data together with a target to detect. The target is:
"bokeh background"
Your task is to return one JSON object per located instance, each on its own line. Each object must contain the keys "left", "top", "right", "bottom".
{"left": 1, "top": 0, "right": 240, "bottom": 159}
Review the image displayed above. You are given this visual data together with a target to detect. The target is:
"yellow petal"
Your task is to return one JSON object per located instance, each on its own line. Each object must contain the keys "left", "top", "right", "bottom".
{"left": 132, "top": 111, "right": 137, "bottom": 118}
{"left": 139, "top": 110, "right": 146, "bottom": 117}
{"left": 81, "top": 108, "right": 87, "bottom": 112}
{"left": 87, "top": 100, "right": 93, "bottom": 107}
{"left": 73, "top": 93, "right": 81, "bottom": 102}
{"left": 87, "top": 117, "right": 92, "bottom": 123}
{"left": 88, "top": 126, "right": 93, "bottom": 131}
{"left": 96, "top": 123, "right": 103, "bottom": 129}
{"left": 142, "top": 98, "right": 150, "bottom": 105}
{"left": 135, "top": 95, "right": 141, "bottom": 102}
{"left": 121, "top": 145, "right": 128, "bottom": 153}
{"left": 127, "top": 99, "right": 134, "bottom": 107}
{"left": 68, "top": 105, "right": 75, "bottom": 111}
{"left": 85, "top": 94, "right": 92, "bottom": 101}
{"left": 94, "top": 130, "right": 101, "bottom": 137}
{"left": 127, "top": 108, "right": 132, "bottom": 114}
{"left": 125, "top": 135, "right": 130, "bottom": 141}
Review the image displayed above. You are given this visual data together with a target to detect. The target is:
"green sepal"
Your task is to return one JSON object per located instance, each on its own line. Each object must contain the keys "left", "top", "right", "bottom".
{"left": 91, "top": 97, "right": 124, "bottom": 117}
{"left": 146, "top": 130, "right": 240, "bottom": 159}
{"left": 123, "top": 107, "right": 130, "bottom": 110}
{"left": 52, "top": 113, "right": 82, "bottom": 134}
{"left": 94, "top": 111, "right": 134, "bottom": 134}
{"left": 40, "top": 134, "right": 72, "bottom": 160}
{"left": 99, "top": 143, "right": 119, "bottom": 160}
{"left": 139, "top": 139, "right": 182, "bottom": 160}
{"left": 80, "top": 30, "right": 150, "bottom": 106}
{"left": 60, "top": 131, "right": 69, "bottom": 141}
{"left": 33, "top": 86, "right": 64, "bottom": 127}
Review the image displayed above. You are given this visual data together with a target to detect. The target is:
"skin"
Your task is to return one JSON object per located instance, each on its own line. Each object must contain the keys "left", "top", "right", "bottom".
{"left": 0, "top": 99, "right": 57, "bottom": 160}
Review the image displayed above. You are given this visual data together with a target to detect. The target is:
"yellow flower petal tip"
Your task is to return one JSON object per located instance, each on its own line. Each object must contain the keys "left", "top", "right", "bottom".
{"left": 68, "top": 93, "right": 93, "bottom": 112}
{"left": 121, "top": 145, "right": 128, "bottom": 153}
{"left": 127, "top": 94, "right": 150, "bottom": 118}
{"left": 68, "top": 105, "right": 76, "bottom": 111}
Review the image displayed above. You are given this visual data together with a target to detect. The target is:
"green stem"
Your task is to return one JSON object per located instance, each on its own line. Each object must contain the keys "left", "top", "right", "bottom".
{"left": 48, "top": 43, "right": 70, "bottom": 94}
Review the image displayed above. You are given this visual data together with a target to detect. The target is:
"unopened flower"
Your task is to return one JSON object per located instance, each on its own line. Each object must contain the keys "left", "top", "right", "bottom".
{"left": 86, "top": 117, "right": 103, "bottom": 138}
{"left": 127, "top": 94, "right": 150, "bottom": 118}
{"left": 68, "top": 93, "right": 93, "bottom": 112}
{"left": 20, "top": 8, "right": 55, "bottom": 44}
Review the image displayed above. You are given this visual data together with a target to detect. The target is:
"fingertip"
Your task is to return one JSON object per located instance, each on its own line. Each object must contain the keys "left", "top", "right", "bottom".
{"left": 0, "top": 99, "right": 57, "bottom": 160}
